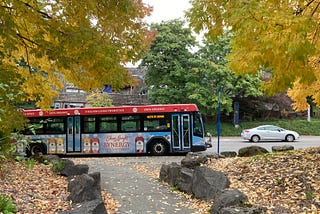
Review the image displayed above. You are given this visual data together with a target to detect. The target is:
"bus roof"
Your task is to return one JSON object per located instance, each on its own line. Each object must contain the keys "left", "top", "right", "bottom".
{"left": 23, "top": 104, "right": 199, "bottom": 117}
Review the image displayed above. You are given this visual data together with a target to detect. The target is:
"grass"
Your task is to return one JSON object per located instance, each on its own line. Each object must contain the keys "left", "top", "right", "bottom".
{"left": 205, "top": 118, "right": 320, "bottom": 136}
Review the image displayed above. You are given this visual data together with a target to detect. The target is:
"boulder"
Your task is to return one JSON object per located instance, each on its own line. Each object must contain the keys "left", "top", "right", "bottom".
{"left": 181, "top": 152, "right": 208, "bottom": 169}
{"left": 220, "top": 151, "right": 237, "bottom": 158}
{"left": 61, "top": 162, "right": 89, "bottom": 177}
{"left": 177, "top": 167, "right": 193, "bottom": 194}
{"left": 219, "top": 205, "right": 267, "bottom": 214}
{"left": 167, "top": 163, "right": 181, "bottom": 186}
{"left": 57, "top": 198, "right": 106, "bottom": 214}
{"left": 210, "top": 189, "right": 248, "bottom": 213}
{"left": 192, "top": 166, "right": 230, "bottom": 201}
{"left": 238, "top": 146, "right": 269, "bottom": 157}
{"left": 159, "top": 164, "right": 170, "bottom": 183}
{"left": 205, "top": 152, "right": 222, "bottom": 159}
{"left": 159, "top": 162, "right": 181, "bottom": 186}
{"left": 272, "top": 145, "right": 294, "bottom": 152}
{"left": 67, "top": 173, "right": 102, "bottom": 204}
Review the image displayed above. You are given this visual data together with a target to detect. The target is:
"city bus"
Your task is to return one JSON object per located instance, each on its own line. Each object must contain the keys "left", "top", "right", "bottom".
{"left": 16, "top": 104, "right": 210, "bottom": 156}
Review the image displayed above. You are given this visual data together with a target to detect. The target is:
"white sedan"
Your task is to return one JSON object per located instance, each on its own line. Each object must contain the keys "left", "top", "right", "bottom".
{"left": 241, "top": 125, "right": 300, "bottom": 142}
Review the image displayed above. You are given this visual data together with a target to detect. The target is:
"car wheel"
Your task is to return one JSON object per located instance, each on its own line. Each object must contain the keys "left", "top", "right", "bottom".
{"left": 251, "top": 135, "right": 260, "bottom": 143}
{"left": 285, "top": 134, "right": 295, "bottom": 142}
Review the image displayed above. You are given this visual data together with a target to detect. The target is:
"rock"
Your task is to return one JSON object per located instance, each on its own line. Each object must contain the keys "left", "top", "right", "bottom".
{"left": 219, "top": 205, "right": 267, "bottom": 214}
{"left": 220, "top": 151, "right": 237, "bottom": 157}
{"left": 159, "top": 162, "right": 181, "bottom": 186}
{"left": 272, "top": 145, "right": 294, "bottom": 152}
{"left": 167, "top": 163, "right": 181, "bottom": 186}
{"left": 181, "top": 152, "right": 208, "bottom": 169}
{"left": 159, "top": 164, "right": 170, "bottom": 183}
{"left": 177, "top": 167, "right": 193, "bottom": 194}
{"left": 61, "top": 163, "right": 89, "bottom": 177}
{"left": 67, "top": 173, "right": 102, "bottom": 204}
{"left": 192, "top": 166, "right": 230, "bottom": 201}
{"left": 57, "top": 198, "right": 106, "bottom": 214}
{"left": 210, "top": 189, "right": 248, "bottom": 213}
{"left": 238, "top": 146, "right": 269, "bottom": 157}
{"left": 205, "top": 152, "right": 222, "bottom": 159}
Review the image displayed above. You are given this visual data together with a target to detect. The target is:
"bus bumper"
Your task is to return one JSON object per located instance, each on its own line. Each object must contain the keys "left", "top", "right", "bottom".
{"left": 205, "top": 142, "right": 212, "bottom": 148}
{"left": 191, "top": 145, "right": 207, "bottom": 152}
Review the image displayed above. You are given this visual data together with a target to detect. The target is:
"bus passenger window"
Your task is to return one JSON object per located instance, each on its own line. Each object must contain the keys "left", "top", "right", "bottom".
{"left": 143, "top": 115, "right": 170, "bottom": 131}
{"left": 99, "top": 116, "right": 117, "bottom": 132}
{"left": 83, "top": 116, "right": 96, "bottom": 133}
{"left": 25, "top": 118, "right": 45, "bottom": 135}
{"left": 121, "top": 115, "right": 140, "bottom": 132}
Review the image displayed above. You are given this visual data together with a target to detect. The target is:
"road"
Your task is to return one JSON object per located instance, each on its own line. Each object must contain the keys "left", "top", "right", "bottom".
{"left": 206, "top": 135, "right": 320, "bottom": 154}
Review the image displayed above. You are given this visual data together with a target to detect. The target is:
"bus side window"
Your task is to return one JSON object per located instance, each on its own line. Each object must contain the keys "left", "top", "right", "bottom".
{"left": 83, "top": 116, "right": 96, "bottom": 133}
{"left": 121, "top": 115, "right": 140, "bottom": 132}
{"left": 143, "top": 115, "right": 170, "bottom": 131}
{"left": 24, "top": 118, "right": 45, "bottom": 135}
{"left": 99, "top": 116, "right": 117, "bottom": 132}
{"left": 46, "top": 118, "right": 65, "bottom": 134}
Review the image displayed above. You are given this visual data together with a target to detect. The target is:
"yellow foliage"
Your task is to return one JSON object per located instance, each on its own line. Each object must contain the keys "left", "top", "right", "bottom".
{"left": 187, "top": 0, "right": 320, "bottom": 110}
{"left": 0, "top": 0, "right": 154, "bottom": 140}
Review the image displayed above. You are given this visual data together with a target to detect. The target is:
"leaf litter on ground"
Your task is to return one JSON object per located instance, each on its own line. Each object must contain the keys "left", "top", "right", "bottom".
{"left": 1, "top": 147, "right": 320, "bottom": 213}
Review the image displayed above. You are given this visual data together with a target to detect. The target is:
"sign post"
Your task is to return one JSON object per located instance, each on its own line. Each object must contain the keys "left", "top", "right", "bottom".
{"left": 217, "top": 87, "right": 222, "bottom": 154}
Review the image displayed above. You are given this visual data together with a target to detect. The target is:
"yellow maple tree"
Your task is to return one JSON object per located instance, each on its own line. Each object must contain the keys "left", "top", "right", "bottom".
{"left": 186, "top": 0, "right": 320, "bottom": 111}
{"left": 0, "top": 0, "right": 153, "bottom": 149}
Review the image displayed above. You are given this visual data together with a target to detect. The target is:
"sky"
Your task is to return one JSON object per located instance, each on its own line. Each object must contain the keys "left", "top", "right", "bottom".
{"left": 142, "top": 0, "right": 191, "bottom": 24}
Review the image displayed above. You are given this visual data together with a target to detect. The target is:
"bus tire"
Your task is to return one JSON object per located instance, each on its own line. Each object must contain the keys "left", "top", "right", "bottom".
{"left": 27, "top": 143, "right": 47, "bottom": 157}
{"left": 150, "top": 140, "right": 168, "bottom": 156}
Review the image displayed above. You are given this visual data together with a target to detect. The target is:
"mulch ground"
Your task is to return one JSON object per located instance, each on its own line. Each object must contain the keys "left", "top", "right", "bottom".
{"left": 0, "top": 147, "right": 319, "bottom": 213}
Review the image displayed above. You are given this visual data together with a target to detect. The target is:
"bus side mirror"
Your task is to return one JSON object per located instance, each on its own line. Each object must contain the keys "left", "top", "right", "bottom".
{"left": 206, "top": 132, "right": 213, "bottom": 148}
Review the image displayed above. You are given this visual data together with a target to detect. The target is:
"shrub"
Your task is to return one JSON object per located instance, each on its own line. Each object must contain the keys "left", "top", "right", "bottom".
{"left": 0, "top": 194, "right": 17, "bottom": 214}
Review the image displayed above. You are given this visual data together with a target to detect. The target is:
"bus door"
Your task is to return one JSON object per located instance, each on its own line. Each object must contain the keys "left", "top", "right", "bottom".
{"left": 172, "top": 114, "right": 191, "bottom": 151}
{"left": 67, "top": 116, "right": 81, "bottom": 152}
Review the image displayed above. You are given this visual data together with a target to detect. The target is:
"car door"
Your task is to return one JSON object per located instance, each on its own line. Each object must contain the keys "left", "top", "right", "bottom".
{"left": 265, "top": 126, "right": 284, "bottom": 140}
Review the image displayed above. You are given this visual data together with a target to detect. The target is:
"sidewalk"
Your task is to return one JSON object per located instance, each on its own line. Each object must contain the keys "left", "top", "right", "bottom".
{"left": 80, "top": 157, "right": 196, "bottom": 214}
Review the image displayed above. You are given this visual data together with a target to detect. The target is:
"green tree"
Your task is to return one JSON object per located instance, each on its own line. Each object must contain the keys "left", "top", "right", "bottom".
{"left": 86, "top": 90, "right": 113, "bottom": 107}
{"left": 0, "top": 0, "right": 153, "bottom": 158}
{"left": 139, "top": 19, "right": 197, "bottom": 104}
{"left": 187, "top": 32, "right": 262, "bottom": 116}
{"left": 186, "top": 0, "right": 320, "bottom": 111}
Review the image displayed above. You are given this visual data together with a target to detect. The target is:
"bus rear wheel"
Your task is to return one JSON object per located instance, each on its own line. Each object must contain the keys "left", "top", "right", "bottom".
{"left": 27, "top": 143, "right": 46, "bottom": 157}
{"left": 150, "top": 141, "right": 168, "bottom": 156}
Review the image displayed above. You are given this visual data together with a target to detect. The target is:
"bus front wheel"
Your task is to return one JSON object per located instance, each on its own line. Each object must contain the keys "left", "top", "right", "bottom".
{"left": 150, "top": 141, "right": 168, "bottom": 156}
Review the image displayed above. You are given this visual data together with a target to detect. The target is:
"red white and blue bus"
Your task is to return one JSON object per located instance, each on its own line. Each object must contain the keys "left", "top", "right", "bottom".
{"left": 17, "top": 104, "right": 210, "bottom": 156}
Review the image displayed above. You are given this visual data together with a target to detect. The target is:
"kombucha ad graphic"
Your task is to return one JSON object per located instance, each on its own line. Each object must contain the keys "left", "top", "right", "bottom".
{"left": 91, "top": 134, "right": 100, "bottom": 154}
{"left": 56, "top": 136, "right": 65, "bottom": 153}
{"left": 48, "top": 135, "right": 57, "bottom": 154}
{"left": 102, "top": 134, "right": 131, "bottom": 153}
{"left": 83, "top": 134, "right": 92, "bottom": 154}
{"left": 135, "top": 134, "right": 144, "bottom": 153}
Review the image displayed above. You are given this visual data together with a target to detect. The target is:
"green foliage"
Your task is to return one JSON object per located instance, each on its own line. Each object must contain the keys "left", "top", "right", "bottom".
{"left": 140, "top": 19, "right": 197, "bottom": 104}
{"left": 50, "top": 160, "right": 66, "bottom": 173}
{"left": 86, "top": 90, "right": 113, "bottom": 107}
{"left": 305, "top": 191, "right": 314, "bottom": 200}
{"left": 22, "top": 158, "right": 37, "bottom": 170}
{"left": 140, "top": 22, "right": 261, "bottom": 117}
{"left": 187, "top": 32, "right": 262, "bottom": 116}
{"left": 0, "top": 194, "right": 17, "bottom": 214}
